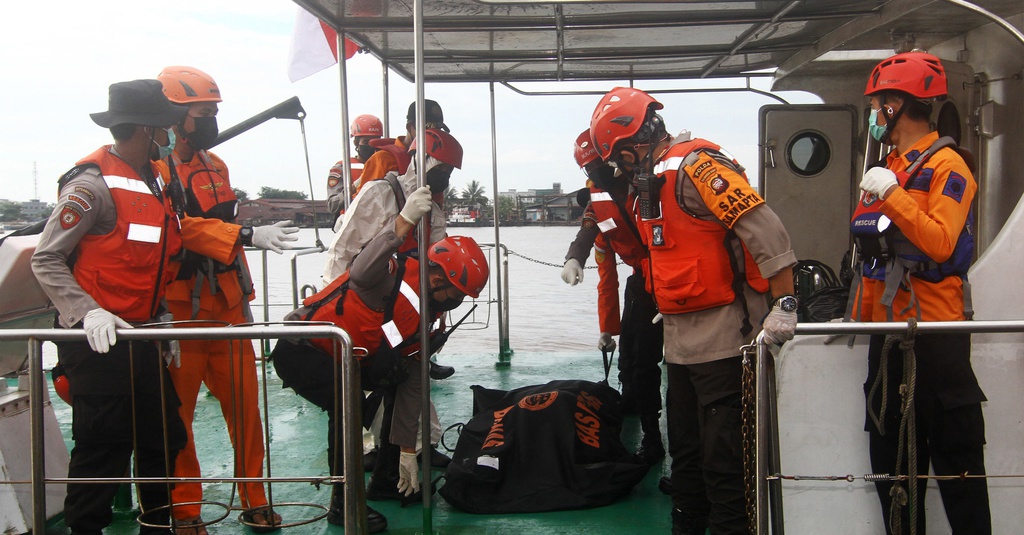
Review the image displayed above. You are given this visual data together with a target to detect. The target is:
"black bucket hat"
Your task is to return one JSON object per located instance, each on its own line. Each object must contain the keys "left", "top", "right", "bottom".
{"left": 90, "top": 79, "right": 188, "bottom": 128}
{"left": 406, "top": 99, "right": 449, "bottom": 132}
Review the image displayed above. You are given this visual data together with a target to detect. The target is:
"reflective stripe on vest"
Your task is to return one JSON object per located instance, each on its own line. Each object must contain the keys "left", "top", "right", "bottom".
{"left": 382, "top": 279, "right": 421, "bottom": 348}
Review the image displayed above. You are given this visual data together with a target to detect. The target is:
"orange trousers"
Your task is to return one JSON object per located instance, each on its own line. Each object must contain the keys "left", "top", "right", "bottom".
{"left": 167, "top": 296, "right": 268, "bottom": 520}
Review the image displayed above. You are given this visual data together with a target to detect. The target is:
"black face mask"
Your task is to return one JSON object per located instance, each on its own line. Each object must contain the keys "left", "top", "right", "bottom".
{"left": 430, "top": 296, "right": 464, "bottom": 312}
{"left": 356, "top": 144, "right": 377, "bottom": 162}
{"left": 426, "top": 167, "right": 452, "bottom": 195}
{"left": 185, "top": 116, "right": 219, "bottom": 151}
{"left": 587, "top": 164, "right": 617, "bottom": 191}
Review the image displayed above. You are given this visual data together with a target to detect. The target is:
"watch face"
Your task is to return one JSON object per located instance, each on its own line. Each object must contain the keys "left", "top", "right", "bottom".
{"left": 779, "top": 296, "right": 798, "bottom": 312}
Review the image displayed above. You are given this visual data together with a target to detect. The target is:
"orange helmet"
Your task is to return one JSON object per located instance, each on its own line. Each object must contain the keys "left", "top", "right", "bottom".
{"left": 590, "top": 87, "right": 663, "bottom": 160}
{"left": 410, "top": 129, "right": 463, "bottom": 169}
{"left": 428, "top": 236, "right": 489, "bottom": 298}
{"left": 573, "top": 129, "right": 600, "bottom": 168}
{"left": 865, "top": 52, "right": 947, "bottom": 100}
{"left": 350, "top": 114, "right": 384, "bottom": 138}
{"left": 158, "top": 66, "right": 222, "bottom": 104}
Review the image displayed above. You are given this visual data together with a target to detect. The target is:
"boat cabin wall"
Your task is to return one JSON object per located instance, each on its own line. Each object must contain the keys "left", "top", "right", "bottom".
{"left": 773, "top": 14, "right": 1024, "bottom": 256}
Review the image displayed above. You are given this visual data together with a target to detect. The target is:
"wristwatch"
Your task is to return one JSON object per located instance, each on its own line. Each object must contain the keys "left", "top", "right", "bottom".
{"left": 239, "top": 226, "right": 254, "bottom": 246}
{"left": 773, "top": 295, "right": 798, "bottom": 313}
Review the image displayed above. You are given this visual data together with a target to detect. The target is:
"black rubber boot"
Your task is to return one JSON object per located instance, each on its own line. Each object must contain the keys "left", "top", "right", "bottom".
{"left": 429, "top": 360, "right": 455, "bottom": 380}
{"left": 366, "top": 442, "right": 404, "bottom": 502}
{"left": 634, "top": 413, "right": 666, "bottom": 465}
{"left": 671, "top": 507, "right": 709, "bottom": 535}
{"left": 363, "top": 446, "right": 378, "bottom": 472}
{"left": 327, "top": 485, "right": 388, "bottom": 533}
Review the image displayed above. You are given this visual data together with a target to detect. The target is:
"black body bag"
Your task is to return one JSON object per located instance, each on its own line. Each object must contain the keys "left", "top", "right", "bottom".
{"left": 439, "top": 379, "right": 649, "bottom": 513}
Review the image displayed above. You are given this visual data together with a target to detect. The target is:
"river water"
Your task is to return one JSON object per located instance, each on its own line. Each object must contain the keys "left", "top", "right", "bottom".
{"left": 247, "top": 226, "right": 634, "bottom": 360}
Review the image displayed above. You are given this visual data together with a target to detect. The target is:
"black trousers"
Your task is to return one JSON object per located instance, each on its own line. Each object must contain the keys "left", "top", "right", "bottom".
{"left": 57, "top": 339, "right": 185, "bottom": 535}
{"left": 617, "top": 273, "right": 664, "bottom": 415}
{"left": 865, "top": 333, "right": 991, "bottom": 535}
{"left": 666, "top": 357, "right": 746, "bottom": 535}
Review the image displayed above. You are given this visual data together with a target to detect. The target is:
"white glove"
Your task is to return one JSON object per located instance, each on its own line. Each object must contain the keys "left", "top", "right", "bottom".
{"left": 253, "top": 220, "right": 300, "bottom": 254}
{"left": 652, "top": 313, "right": 663, "bottom": 324}
{"left": 83, "top": 308, "right": 133, "bottom": 353}
{"left": 761, "top": 305, "right": 797, "bottom": 345}
{"left": 162, "top": 339, "right": 181, "bottom": 368}
{"left": 399, "top": 186, "right": 433, "bottom": 225}
{"left": 561, "top": 258, "right": 584, "bottom": 286}
{"left": 860, "top": 167, "right": 898, "bottom": 200}
{"left": 823, "top": 317, "right": 852, "bottom": 345}
{"left": 598, "top": 332, "right": 617, "bottom": 352}
{"left": 397, "top": 451, "right": 420, "bottom": 497}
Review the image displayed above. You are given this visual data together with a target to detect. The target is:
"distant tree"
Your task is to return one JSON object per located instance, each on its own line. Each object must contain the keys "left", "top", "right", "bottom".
{"left": 233, "top": 187, "right": 249, "bottom": 202}
{"left": 497, "top": 195, "right": 519, "bottom": 223}
{"left": 444, "top": 186, "right": 461, "bottom": 207}
{"left": 258, "top": 186, "right": 307, "bottom": 200}
{"left": 0, "top": 201, "right": 22, "bottom": 222}
{"left": 460, "top": 180, "right": 489, "bottom": 208}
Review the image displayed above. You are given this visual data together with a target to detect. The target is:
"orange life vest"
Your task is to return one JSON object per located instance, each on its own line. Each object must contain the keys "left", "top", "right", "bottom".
{"left": 638, "top": 138, "right": 769, "bottom": 316}
{"left": 302, "top": 256, "right": 438, "bottom": 359}
{"left": 587, "top": 185, "right": 646, "bottom": 271}
{"left": 70, "top": 146, "right": 182, "bottom": 322}
{"left": 369, "top": 138, "right": 412, "bottom": 174}
{"left": 172, "top": 151, "right": 238, "bottom": 221}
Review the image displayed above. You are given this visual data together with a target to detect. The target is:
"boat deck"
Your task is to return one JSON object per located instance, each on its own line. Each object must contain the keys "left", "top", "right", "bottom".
{"left": 38, "top": 346, "right": 673, "bottom": 534}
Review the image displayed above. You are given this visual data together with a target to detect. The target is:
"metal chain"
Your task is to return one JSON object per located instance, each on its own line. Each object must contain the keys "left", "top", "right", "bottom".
{"left": 740, "top": 343, "right": 757, "bottom": 535}
{"left": 505, "top": 248, "right": 625, "bottom": 268}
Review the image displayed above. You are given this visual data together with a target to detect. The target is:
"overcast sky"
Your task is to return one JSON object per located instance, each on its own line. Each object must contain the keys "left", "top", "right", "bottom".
{"left": 1, "top": 0, "right": 820, "bottom": 205}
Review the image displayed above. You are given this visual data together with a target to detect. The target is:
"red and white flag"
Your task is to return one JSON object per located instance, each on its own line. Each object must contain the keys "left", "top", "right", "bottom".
{"left": 288, "top": 7, "right": 358, "bottom": 82}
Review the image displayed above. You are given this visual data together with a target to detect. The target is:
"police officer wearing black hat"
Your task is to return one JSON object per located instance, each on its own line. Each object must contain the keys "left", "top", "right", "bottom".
{"left": 32, "top": 79, "right": 189, "bottom": 535}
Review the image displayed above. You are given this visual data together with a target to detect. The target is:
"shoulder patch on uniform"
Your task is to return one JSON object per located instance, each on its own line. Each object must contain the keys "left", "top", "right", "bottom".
{"left": 328, "top": 176, "right": 340, "bottom": 188}
{"left": 942, "top": 172, "right": 967, "bottom": 203}
{"left": 66, "top": 193, "right": 92, "bottom": 212}
{"left": 387, "top": 257, "right": 398, "bottom": 274}
{"left": 709, "top": 176, "right": 730, "bottom": 195}
{"left": 73, "top": 186, "right": 96, "bottom": 200}
{"left": 59, "top": 205, "right": 83, "bottom": 229}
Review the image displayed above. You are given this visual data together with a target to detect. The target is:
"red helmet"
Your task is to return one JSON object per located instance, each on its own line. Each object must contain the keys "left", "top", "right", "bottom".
{"left": 590, "top": 87, "right": 663, "bottom": 160}
{"left": 428, "top": 236, "right": 489, "bottom": 298}
{"left": 158, "top": 66, "right": 222, "bottom": 104}
{"left": 410, "top": 129, "right": 463, "bottom": 169}
{"left": 865, "top": 52, "right": 947, "bottom": 99}
{"left": 573, "top": 129, "right": 600, "bottom": 168}
{"left": 350, "top": 114, "right": 383, "bottom": 138}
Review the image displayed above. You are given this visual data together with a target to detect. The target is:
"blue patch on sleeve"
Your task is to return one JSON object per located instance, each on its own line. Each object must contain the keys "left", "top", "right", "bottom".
{"left": 905, "top": 168, "right": 933, "bottom": 191}
{"left": 942, "top": 172, "right": 967, "bottom": 203}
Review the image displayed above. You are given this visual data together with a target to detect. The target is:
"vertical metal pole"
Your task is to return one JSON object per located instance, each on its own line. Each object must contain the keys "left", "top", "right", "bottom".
{"left": 29, "top": 338, "right": 46, "bottom": 534}
{"left": 381, "top": 62, "right": 391, "bottom": 138}
{"left": 755, "top": 340, "right": 769, "bottom": 534}
{"left": 337, "top": 31, "right": 354, "bottom": 214}
{"left": 412, "top": 0, "right": 434, "bottom": 531}
{"left": 489, "top": 83, "right": 511, "bottom": 367}
{"left": 766, "top": 352, "right": 785, "bottom": 534}
{"left": 341, "top": 338, "right": 366, "bottom": 534}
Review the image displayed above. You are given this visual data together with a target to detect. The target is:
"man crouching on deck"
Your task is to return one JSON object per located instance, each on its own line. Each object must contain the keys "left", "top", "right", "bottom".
{"left": 270, "top": 186, "right": 489, "bottom": 533}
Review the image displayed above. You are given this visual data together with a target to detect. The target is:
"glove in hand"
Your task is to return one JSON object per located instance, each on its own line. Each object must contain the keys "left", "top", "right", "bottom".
{"left": 860, "top": 167, "right": 898, "bottom": 200}
{"left": 561, "top": 258, "right": 584, "bottom": 286}
{"left": 761, "top": 305, "right": 797, "bottom": 345}
{"left": 399, "top": 186, "right": 433, "bottom": 224}
{"left": 598, "top": 332, "right": 617, "bottom": 352}
{"left": 398, "top": 451, "right": 420, "bottom": 497}
{"left": 253, "top": 220, "right": 299, "bottom": 254}
{"left": 162, "top": 339, "right": 181, "bottom": 368}
{"left": 83, "top": 308, "right": 133, "bottom": 353}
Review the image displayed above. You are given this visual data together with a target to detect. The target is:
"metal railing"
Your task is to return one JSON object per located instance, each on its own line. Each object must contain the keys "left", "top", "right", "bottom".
{"left": 752, "top": 319, "right": 1024, "bottom": 535}
{"left": 0, "top": 324, "right": 368, "bottom": 535}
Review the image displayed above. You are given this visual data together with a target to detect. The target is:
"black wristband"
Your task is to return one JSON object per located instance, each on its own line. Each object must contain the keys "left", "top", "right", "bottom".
{"left": 239, "top": 226, "right": 254, "bottom": 246}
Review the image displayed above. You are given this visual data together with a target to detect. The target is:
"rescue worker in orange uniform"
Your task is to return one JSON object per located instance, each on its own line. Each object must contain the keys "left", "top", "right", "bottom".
{"left": 326, "top": 113, "right": 384, "bottom": 221}
{"left": 853, "top": 52, "right": 989, "bottom": 534}
{"left": 272, "top": 187, "right": 489, "bottom": 532}
{"left": 561, "top": 129, "right": 664, "bottom": 465}
{"left": 591, "top": 87, "right": 797, "bottom": 535}
{"left": 157, "top": 66, "right": 299, "bottom": 534}
{"left": 31, "top": 79, "right": 188, "bottom": 535}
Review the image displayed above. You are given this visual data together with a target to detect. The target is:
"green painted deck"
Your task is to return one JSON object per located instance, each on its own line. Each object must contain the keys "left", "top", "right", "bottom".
{"left": 41, "top": 347, "right": 674, "bottom": 534}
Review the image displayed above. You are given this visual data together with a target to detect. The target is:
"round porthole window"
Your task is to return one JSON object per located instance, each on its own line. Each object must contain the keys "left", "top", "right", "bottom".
{"left": 786, "top": 131, "right": 831, "bottom": 177}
